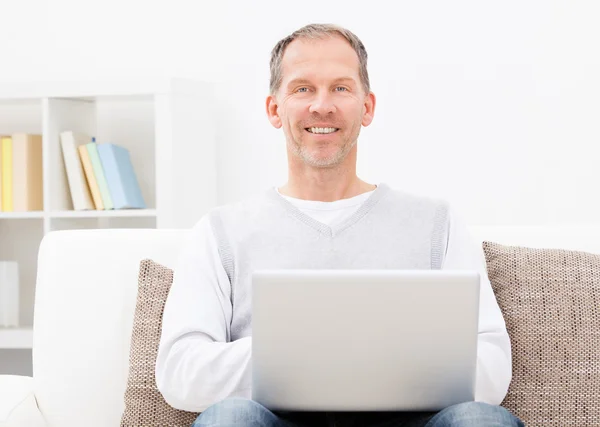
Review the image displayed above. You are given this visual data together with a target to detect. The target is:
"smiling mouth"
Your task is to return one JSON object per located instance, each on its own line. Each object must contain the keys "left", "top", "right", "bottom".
{"left": 305, "top": 127, "right": 340, "bottom": 134}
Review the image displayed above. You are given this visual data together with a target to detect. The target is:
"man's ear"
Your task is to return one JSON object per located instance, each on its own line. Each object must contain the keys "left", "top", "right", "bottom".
{"left": 361, "top": 91, "right": 376, "bottom": 127}
{"left": 266, "top": 95, "right": 282, "bottom": 128}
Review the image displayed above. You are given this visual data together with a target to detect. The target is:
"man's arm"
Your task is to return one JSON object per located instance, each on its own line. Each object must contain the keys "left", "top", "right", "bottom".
{"left": 155, "top": 214, "right": 252, "bottom": 412}
{"left": 442, "top": 208, "right": 512, "bottom": 406}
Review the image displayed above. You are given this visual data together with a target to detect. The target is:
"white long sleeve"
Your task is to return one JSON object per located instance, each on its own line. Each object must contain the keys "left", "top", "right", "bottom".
{"left": 442, "top": 209, "right": 512, "bottom": 405}
{"left": 155, "top": 214, "right": 252, "bottom": 412}
{"left": 155, "top": 189, "right": 512, "bottom": 411}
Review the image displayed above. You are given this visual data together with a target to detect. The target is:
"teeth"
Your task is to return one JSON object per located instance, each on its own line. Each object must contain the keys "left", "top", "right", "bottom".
{"left": 308, "top": 127, "right": 338, "bottom": 134}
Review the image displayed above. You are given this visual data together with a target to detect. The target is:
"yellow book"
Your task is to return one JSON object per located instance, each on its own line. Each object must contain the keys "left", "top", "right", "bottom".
{"left": 0, "top": 135, "right": 3, "bottom": 211}
{"left": 1, "top": 136, "right": 13, "bottom": 212}
{"left": 78, "top": 144, "right": 104, "bottom": 210}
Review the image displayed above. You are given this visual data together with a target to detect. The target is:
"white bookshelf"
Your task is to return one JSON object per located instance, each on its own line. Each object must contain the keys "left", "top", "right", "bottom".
{"left": 0, "top": 328, "right": 33, "bottom": 349}
{"left": 0, "top": 78, "right": 218, "bottom": 353}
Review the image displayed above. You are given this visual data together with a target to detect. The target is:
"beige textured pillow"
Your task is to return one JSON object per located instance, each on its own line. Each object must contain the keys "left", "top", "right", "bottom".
{"left": 121, "top": 259, "right": 200, "bottom": 427}
{"left": 483, "top": 242, "right": 600, "bottom": 427}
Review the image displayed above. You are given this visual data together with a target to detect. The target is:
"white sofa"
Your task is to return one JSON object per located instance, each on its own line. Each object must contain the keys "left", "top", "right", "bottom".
{"left": 1, "top": 226, "right": 598, "bottom": 427}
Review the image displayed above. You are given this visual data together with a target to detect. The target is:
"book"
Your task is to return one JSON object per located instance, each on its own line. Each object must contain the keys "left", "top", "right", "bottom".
{"left": 78, "top": 145, "right": 104, "bottom": 210}
{"left": 85, "top": 142, "right": 113, "bottom": 210}
{"left": 59, "top": 131, "right": 95, "bottom": 211}
{"left": 1, "top": 136, "right": 13, "bottom": 212}
{"left": 11, "top": 133, "right": 43, "bottom": 212}
{"left": 97, "top": 143, "right": 146, "bottom": 209}
{"left": 0, "top": 136, "right": 3, "bottom": 211}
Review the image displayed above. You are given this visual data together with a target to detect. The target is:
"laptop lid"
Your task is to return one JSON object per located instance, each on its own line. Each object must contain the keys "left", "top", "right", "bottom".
{"left": 251, "top": 269, "right": 480, "bottom": 412}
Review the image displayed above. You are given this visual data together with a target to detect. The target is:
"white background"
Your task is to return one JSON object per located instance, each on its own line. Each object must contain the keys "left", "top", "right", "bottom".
{"left": 1, "top": 0, "right": 599, "bottom": 226}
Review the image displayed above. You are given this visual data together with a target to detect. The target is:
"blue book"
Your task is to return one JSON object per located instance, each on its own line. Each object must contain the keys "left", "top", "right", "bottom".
{"left": 96, "top": 143, "right": 146, "bottom": 209}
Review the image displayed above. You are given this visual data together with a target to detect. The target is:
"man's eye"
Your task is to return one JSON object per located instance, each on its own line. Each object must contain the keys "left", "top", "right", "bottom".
{"left": 335, "top": 87, "right": 348, "bottom": 92}
{"left": 297, "top": 87, "right": 309, "bottom": 93}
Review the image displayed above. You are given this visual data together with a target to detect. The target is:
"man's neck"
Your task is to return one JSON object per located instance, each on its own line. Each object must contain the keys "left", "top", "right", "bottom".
{"left": 280, "top": 143, "right": 377, "bottom": 202}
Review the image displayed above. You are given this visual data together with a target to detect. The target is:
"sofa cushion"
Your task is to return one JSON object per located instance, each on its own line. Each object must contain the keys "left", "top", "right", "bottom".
{"left": 483, "top": 241, "right": 600, "bottom": 427}
{"left": 120, "top": 259, "right": 199, "bottom": 427}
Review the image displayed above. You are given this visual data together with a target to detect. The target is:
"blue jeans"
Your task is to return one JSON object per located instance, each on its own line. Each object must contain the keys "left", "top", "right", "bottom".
{"left": 192, "top": 397, "right": 524, "bottom": 427}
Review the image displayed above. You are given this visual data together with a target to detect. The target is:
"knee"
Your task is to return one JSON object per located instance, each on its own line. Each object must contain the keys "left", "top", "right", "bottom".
{"left": 429, "top": 401, "right": 523, "bottom": 427}
{"left": 193, "top": 398, "right": 273, "bottom": 426}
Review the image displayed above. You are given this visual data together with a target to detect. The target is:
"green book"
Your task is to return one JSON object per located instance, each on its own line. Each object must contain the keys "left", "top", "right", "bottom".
{"left": 86, "top": 142, "right": 114, "bottom": 210}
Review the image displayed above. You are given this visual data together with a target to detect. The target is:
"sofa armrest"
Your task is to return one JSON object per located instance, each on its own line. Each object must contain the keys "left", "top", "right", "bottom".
{"left": 0, "top": 375, "right": 46, "bottom": 427}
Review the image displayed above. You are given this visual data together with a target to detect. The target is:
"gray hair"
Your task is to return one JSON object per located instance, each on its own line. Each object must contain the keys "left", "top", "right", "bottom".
{"left": 269, "top": 23, "right": 370, "bottom": 97}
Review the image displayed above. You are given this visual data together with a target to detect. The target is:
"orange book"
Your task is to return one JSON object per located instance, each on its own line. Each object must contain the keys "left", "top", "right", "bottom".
{"left": 78, "top": 144, "right": 104, "bottom": 210}
{"left": 11, "top": 133, "right": 43, "bottom": 212}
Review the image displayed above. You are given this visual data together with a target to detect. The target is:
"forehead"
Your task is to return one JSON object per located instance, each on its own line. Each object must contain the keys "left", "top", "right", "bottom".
{"left": 280, "top": 35, "right": 360, "bottom": 83}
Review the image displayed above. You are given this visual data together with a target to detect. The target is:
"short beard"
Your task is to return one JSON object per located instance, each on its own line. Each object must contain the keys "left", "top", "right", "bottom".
{"left": 288, "top": 132, "right": 358, "bottom": 168}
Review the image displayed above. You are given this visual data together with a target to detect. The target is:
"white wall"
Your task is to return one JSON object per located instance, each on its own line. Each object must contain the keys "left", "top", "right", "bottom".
{"left": 2, "top": 0, "right": 599, "bottom": 226}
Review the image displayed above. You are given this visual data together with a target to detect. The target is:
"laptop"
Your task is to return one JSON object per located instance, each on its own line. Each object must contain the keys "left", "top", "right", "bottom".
{"left": 251, "top": 269, "right": 480, "bottom": 412}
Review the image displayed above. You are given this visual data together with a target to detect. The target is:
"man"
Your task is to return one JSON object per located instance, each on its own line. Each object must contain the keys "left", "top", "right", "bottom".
{"left": 156, "top": 23, "right": 524, "bottom": 427}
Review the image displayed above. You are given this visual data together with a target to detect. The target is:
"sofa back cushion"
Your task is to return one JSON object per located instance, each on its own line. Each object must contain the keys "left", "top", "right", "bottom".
{"left": 33, "top": 230, "right": 188, "bottom": 427}
{"left": 483, "top": 242, "right": 600, "bottom": 426}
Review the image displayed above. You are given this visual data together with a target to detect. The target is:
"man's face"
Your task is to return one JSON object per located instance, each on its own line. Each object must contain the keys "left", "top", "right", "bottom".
{"left": 267, "top": 35, "right": 375, "bottom": 168}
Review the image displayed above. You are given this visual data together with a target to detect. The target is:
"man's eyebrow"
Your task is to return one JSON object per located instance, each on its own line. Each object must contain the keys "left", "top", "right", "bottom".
{"left": 286, "top": 77, "right": 357, "bottom": 88}
{"left": 286, "top": 78, "right": 312, "bottom": 88}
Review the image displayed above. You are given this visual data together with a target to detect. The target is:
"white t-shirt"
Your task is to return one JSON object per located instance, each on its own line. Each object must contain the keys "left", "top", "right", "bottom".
{"left": 276, "top": 186, "right": 375, "bottom": 228}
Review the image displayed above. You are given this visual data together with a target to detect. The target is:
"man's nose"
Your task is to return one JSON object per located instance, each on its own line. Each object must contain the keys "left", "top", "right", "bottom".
{"left": 308, "top": 92, "right": 337, "bottom": 115}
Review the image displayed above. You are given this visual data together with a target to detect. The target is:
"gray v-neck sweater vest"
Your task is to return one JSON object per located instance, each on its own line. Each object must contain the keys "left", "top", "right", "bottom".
{"left": 209, "top": 183, "right": 450, "bottom": 341}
